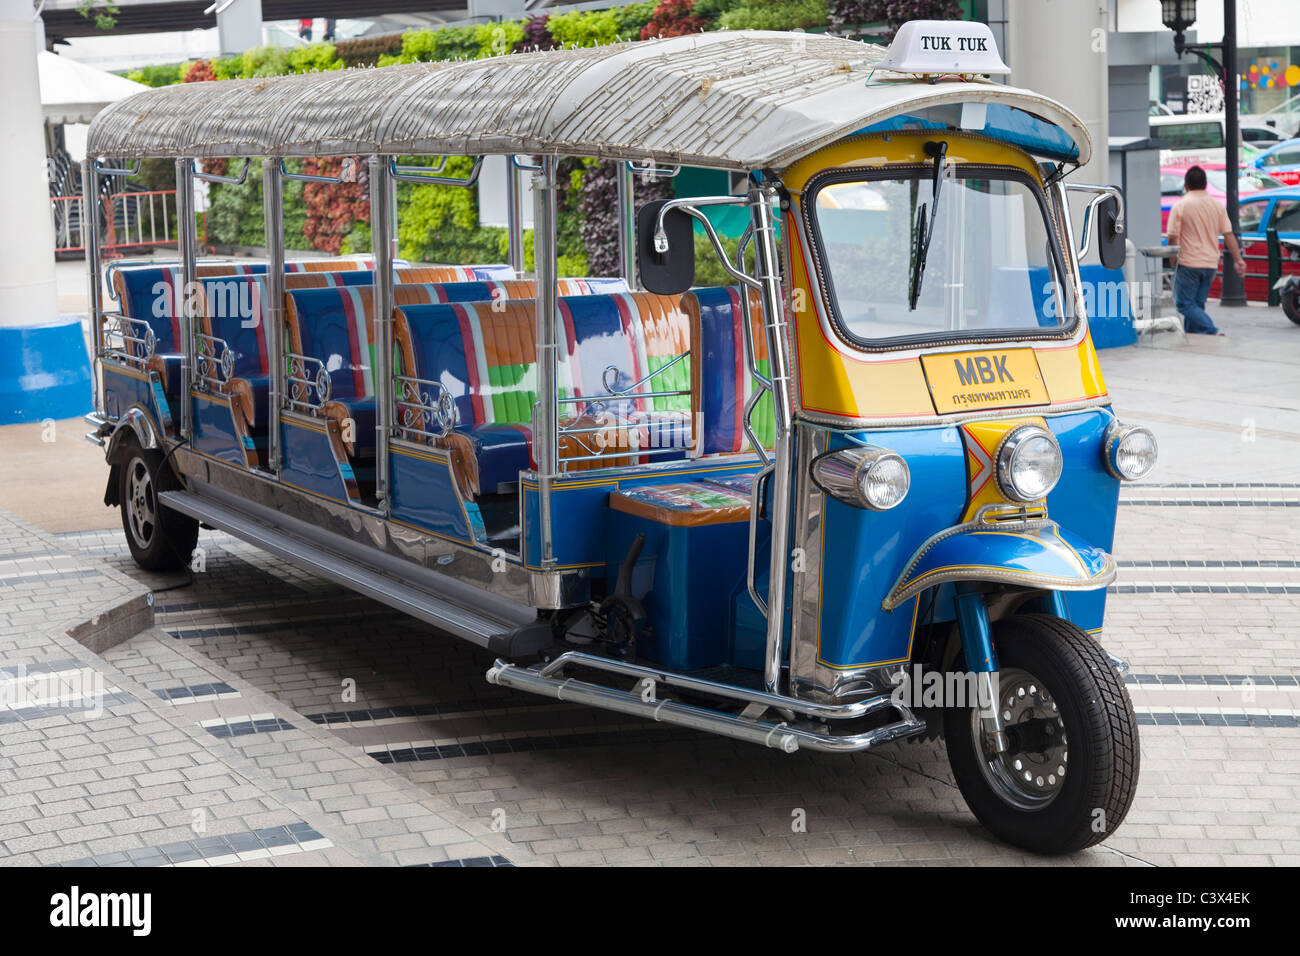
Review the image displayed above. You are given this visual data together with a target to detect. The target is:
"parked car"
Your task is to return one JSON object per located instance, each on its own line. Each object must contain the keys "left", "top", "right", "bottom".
{"left": 1250, "top": 138, "right": 1300, "bottom": 187}
{"left": 1159, "top": 163, "right": 1286, "bottom": 231}
{"left": 1242, "top": 123, "right": 1288, "bottom": 146}
{"left": 1205, "top": 186, "right": 1300, "bottom": 302}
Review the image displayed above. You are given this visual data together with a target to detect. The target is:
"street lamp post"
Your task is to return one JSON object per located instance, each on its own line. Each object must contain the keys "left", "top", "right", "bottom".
{"left": 1159, "top": 0, "right": 1247, "bottom": 306}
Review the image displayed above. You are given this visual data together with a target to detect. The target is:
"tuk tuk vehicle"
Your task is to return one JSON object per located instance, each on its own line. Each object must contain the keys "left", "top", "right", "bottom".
{"left": 83, "top": 21, "right": 1156, "bottom": 854}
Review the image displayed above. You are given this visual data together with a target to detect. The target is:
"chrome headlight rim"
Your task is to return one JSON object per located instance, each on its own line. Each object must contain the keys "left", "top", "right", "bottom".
{"left": 995, "top": 424, "right": 1063, "bottom": 503}
{"left": 811, "top": 445, "right": 911, "bottom": 511}
{"left": 1103, "top": 421, "right": 1158, "bottom": 481}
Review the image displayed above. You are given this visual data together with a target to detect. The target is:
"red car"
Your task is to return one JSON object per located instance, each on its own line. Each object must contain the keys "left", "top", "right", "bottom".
{"left": 1160, "top": 163, "right": 1285, "bottom": 231}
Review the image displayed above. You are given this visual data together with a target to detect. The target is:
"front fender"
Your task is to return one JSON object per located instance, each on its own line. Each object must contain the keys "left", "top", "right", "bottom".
{"left": 882, "top": 518, "right": 1115, "bottom": 611}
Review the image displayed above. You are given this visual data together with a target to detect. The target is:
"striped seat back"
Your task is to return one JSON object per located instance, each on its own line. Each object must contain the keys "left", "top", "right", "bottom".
{"left": 396, "top": 301, "right": 537, "bottom": 431}
{"left": 558, "top": 292, "right": 690, "bottom": 420}
{"left": 200, "top": 276, "right": 269, "bottom": 380}
{"left": 396, "top": 264, "right": 514, "bottom": 284}
{"left": 112, "top": 266, "right": 186, "bottom": 355}
{"left": 285, "top": 287, "right": 380, "bottom": 403}
{"left": 683, "top": 286, "right": 774, "bottom": 455}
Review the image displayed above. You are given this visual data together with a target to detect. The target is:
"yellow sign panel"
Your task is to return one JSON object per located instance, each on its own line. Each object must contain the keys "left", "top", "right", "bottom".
{"left": 921, "top": 348, "right": 1050, "bottom": 414}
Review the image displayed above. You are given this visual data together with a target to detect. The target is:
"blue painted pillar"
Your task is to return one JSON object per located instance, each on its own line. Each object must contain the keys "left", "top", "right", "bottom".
{"left": 0, "top": 1, "right": 91, "bottom": 424}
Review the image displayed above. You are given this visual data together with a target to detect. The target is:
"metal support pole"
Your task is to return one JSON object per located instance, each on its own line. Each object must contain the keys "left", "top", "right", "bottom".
{"left": 1220, "top": 0, "right": 1246, "bottom": 306}
{"left": 532, "top": 156, "right": 560, "bottom": 568}
{"left": 505, "top": 157, "right": 525, "bottom": 279}
{"left": 370, "top": 155, "right": 394, "bottom": 509}
{"left": 750, "top": 182, "right": 794, "bottom": 695}
{"left": 83, "top": 158, "right": 103, "bottom": 414}
{"left": 263, "top": 158, "right": 285, "bottom": 473}
{"left": 175, "top": 159, "right": 197, "bottom": 442}
{"left": 616, "top": 162, "right": 639, "bottom": 290}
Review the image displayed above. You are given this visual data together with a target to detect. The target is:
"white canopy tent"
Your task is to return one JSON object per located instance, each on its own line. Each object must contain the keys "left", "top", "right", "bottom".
{"left": 39, "top": 50, "right": 147, "bottom": 127}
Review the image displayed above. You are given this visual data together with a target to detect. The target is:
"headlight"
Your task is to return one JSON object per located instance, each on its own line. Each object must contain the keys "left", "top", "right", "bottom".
{"left": 812, "top": 446, "right": 910, "bottom": 511}
{"left": 996, "top": 425, "right": 1062, "bottom": 502}
{"left": 1104, "top": 422, "right": 1158, "bottom": 480}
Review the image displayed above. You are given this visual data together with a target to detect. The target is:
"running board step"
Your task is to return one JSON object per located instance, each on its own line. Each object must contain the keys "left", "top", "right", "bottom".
{"left": 158, "top": 490, "right": 513, "bottom": 646}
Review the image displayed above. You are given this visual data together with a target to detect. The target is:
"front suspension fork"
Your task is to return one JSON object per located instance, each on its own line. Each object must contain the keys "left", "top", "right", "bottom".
{"left": 954, "top": 588, "right": 1008, "bottom": 754}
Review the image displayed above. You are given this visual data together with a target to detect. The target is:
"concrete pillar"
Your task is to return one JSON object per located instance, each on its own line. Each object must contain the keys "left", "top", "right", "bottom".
{"left": 1007, "top": 0, "right": 1113, "bottom": 301}
{"left": 0, "top": 0, "right": 90, "bottom": 423}
{"left": 1006, "top": 0, "right": 1110, "bottom": 187}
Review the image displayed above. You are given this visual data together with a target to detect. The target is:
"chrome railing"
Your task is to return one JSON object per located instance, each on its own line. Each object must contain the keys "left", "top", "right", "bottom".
{"left": 195, "top": 332, "right": 235, "bottom": 391}
{"left": 286, "top": 352, "right": 331, "bottom": 413}
{"left": 101, "top": 313, "right": 155, "bottom": 371}
{"left": 394, "top": 374, "right": 456, "bottom": 443}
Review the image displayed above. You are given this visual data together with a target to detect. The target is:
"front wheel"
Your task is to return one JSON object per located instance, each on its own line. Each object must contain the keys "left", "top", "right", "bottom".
{"left": 944, "top": 614, "right": 1139, "bottom": 854}
{"left": 118, "top": 440, "right": 198, "bottom": 572}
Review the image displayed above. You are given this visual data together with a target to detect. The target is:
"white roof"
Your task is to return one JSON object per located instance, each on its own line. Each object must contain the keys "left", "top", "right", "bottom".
{"left": 39, "top": 51, "right": 149, "bottom": 126}
{"left": 86, "top": 30, "right": 1090, "bottom": 169}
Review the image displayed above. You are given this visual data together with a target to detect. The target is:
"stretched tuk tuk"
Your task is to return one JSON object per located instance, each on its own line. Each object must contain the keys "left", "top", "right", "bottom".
{"left": 83, "top": 21, "right": 1156, "bottom": 854}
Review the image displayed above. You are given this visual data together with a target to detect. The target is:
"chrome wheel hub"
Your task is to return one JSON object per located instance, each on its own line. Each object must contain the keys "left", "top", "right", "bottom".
{"left": 126, "top": 460, "right": 157, "bottom": 550}
{"left": 972, "top": 667, "right": 1068, "bottom": 811}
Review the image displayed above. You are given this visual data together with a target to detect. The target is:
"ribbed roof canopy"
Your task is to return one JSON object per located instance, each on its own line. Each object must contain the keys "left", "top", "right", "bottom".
{"left": 87, "top": 30, "right": 1090, "bottom": 170}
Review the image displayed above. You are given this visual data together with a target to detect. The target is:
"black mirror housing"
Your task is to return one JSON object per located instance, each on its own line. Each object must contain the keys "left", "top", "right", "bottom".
{"left": 1097, "top": 194, "right": 1126, "bottom": 271}
{"left": 636, "top": 199, "right": 694, "bottom": 295}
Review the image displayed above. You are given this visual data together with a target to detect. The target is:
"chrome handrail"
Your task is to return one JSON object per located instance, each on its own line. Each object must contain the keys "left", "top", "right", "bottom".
{"left": 394, "top": 373, "right": 455, "bottom": 442}
{"left": 101, "top": 313, "right": 155, "bottom": 371}
{"left": 286, "top": 352, "right": 331, "bottom": 412}
{"left": 195, "top": 332, "right": 235, "bottom": 390}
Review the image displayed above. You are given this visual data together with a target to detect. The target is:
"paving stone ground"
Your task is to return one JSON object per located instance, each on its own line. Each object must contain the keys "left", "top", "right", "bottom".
{"left": 2, "top": 300, "right": 1297, "bottom": 867}
{"left": 0, "top": 511, "right": 531, "bottom": 868}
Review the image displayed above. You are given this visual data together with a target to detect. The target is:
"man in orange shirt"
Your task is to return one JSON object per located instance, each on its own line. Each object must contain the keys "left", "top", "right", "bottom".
{"left": 1166, "top": 165, "right": 1247, "bottom": 335}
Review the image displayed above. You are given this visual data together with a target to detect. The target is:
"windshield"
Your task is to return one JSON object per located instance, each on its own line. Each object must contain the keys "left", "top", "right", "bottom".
{"left": 810, "top": 166, "right": 1072, "bottom": 345}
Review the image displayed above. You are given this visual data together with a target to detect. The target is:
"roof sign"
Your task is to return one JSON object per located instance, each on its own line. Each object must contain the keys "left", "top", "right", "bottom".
{"left": 876, "top": 20, "right": 1010, "bottom": 77}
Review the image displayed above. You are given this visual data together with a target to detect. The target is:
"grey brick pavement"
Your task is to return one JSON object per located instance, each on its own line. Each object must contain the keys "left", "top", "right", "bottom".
{"left": 0, "top": 507, "right": 531, "bottom": 868}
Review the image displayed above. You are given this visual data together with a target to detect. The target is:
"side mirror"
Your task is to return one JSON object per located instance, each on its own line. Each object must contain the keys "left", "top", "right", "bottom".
{"left": 636, "top": 199, "right": 694, "bottom": 295}
{"left": 1096, "top": 194, "right": 1126, "bottom": 271}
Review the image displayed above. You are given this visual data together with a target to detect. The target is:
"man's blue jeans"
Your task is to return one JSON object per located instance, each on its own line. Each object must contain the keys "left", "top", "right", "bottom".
{"left": 1174, "top": 266, "right": 1220, "bottom": 334}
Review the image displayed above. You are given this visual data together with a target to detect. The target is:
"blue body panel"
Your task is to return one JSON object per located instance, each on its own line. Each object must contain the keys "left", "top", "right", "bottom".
{"left": 520, "top": 459, "right": 764, "bottom": 573}
{"left": 190, "top": 393, "right": 246, "bottom": 468}
{"left": 605, "top": 508, "right": 749, "bottom": 671}
{"left": 808, "top": 426, "right": 967, "bottom": 670}
{"left": 279, "top": 418, "right": 350, "bottom": 503}
{"left": 389, "top": 444, "right": 477, "bottom": 546}
{"left": 1044, "top": 408, "right": 1121, "bottom": 631}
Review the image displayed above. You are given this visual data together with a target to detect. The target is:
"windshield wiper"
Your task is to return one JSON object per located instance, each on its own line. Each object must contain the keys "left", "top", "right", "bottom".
{"left": 908, "top": 140, "right": 948, "bottom": 311}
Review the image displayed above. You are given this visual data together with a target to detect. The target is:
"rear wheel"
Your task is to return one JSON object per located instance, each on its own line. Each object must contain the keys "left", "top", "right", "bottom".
{"left": 1282, "top": 286, "right": 1300, "bottom": 325}
{"left": 118, "top": 440, "right": 198, "bottom": 572}
{"left": 944, "top": 614, "right": 1139, "bottom": 854}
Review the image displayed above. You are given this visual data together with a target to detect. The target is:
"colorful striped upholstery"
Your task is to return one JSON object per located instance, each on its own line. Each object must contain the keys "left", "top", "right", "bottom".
{"left": 683, "top": 286, "right": 775, "bottom": 456}
{"left": 112, "top": 266, "right": 185, "bottom": 354}
{"left": 396, "top": 264, "right": 515, "bottom": 283}
{"left": 395, "top": 292, "right": 692, "bottom": 495}
{"left": 394, "top": 301, "right": 536, "bottom": 494}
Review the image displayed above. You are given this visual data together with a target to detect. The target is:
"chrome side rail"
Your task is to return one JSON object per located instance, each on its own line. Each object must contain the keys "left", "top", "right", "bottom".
{"left": 487, "top": 653, "right": 926, "bottom": 754}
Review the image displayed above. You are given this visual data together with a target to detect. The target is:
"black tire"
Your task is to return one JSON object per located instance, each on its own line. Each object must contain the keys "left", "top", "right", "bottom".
{"left": 1283, "top": 289, "right": 1300, "bottom": 326}
{"left": 118, "top": 439, "right": 198, "bottom": 572}
{"left": 944, "top": 614, "right": 1139, "bottom": 855}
